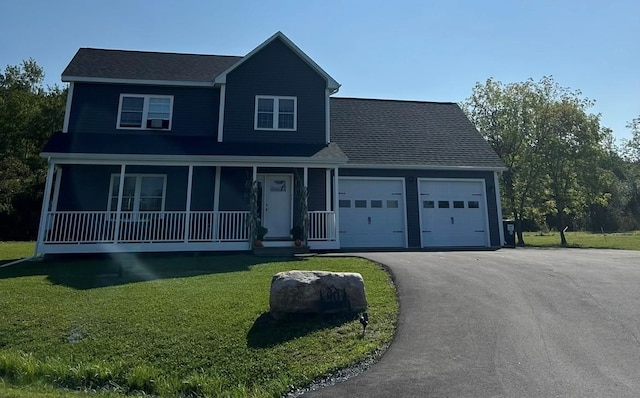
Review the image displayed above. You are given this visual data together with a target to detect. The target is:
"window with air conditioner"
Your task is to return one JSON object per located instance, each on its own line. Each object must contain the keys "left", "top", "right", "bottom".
{"left": 117, "top": 94, "right": 173, "bottom": 130}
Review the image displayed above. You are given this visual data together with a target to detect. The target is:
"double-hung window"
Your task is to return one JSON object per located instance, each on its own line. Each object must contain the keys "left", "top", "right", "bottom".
{"left": 108, "top": 174, "right": 166, "bottom": 213}
{"left": 117, "top": 94, "right": 173, "bottom": 130}
{"left": 254, "top": 95, "right": 297, "bottom": 131}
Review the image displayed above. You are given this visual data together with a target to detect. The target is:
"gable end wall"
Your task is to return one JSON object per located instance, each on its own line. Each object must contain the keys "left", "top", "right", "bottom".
{"left": 223, "top": 38, "right": 327, "bottom": 144}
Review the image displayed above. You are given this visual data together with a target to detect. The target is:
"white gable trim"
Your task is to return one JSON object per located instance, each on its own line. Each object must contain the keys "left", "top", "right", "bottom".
{"left": 62, "top": 82, "right": 74, "bottom": 133}
{"left": 217, "top": 84, "right": 226, "bottom": 142}
{"left": 214, "top": 31, "right": 340, "bottom": 91}
{"left": 325, "top": 88, "right": 331, "bottom": 143}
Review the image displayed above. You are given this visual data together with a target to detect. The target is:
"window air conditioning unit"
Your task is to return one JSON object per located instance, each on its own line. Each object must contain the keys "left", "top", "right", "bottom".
{"left": 148, "top": 119, "right": 164, "bottom": 129}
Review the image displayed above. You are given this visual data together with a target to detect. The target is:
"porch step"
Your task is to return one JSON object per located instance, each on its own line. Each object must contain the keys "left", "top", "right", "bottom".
{"left": 253, "top": 245, "right": 310, "bottom": 257}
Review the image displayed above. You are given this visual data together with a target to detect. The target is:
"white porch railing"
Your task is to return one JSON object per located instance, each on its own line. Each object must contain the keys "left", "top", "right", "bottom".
{"left": 43, "top": 211, "right": 250, "bottom": 244}
{"left": 43, "top": 210, "right": 336, "bottom": 246}
{"left": 308, "top": 211, "right": 337, "bottom": 241}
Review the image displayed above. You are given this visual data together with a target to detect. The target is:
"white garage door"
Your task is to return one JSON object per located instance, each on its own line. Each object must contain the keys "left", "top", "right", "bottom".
{"left": 419, "top": 179, "right": 489, "bottom": 247}
{"left": 339, "top": 178, "right": 406, "bottom": 248}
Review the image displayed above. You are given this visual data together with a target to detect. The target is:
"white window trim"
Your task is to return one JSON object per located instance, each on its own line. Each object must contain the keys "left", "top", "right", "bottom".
{"left": 254, "top": 95, "right": 297, "bottom": 131}
{"left": 116, "top": 94, "right": 174, "bottom": 131}
{"left": 107, "top": 173, "right": 167, "bottom": 214}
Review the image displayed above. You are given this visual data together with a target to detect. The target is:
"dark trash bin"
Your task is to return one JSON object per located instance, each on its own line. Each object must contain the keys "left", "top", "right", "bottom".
{"left": 503, "top": 220, "right": 516, "bottom": 248}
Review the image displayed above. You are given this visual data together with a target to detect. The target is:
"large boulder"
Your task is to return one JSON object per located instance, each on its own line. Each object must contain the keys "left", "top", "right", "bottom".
{"left": 269, "top": 270, "right": 367, "bottom": 318}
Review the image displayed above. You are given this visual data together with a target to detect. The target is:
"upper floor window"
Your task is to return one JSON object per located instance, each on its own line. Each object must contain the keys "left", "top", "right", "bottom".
{"left": 254, "top": 96, "right": 297, "bottom": 131}
{"left": 117, "top": 94, "right": 173, "bottom": 130}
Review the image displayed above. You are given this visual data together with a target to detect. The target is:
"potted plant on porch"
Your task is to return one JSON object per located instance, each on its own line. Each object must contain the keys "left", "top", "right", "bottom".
{"left": 253, "top": 224, "right": 268, "bottom": 248}
{"left": 290, "top": 224, "right": 304, "bottom": 247}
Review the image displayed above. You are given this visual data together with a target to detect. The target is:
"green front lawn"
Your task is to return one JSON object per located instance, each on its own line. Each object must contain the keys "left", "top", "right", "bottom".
{"left": 0, "top": 253, "right": 398, "bottom": 397}
{"left": 0, "top": 242, "right": 35, "bottom": 263}
{"left": 523, "top": 231, "right": 640, "bottom": 250}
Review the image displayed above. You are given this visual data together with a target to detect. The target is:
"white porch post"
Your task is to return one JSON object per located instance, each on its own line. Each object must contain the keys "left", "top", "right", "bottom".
{"left": 494, "top": 171, "right": 505, "bottom": 247}
{"left": 251, "top": 166, "right": 258, "bottom": 249}
{"left": 213, "top": 167, "right": 221, "bottom": 212}
{"left": 35, "top": 159, "right": 56, "bottom": 255}
{"left": 333, "top": 167, "right": 340, "bottom": 244}
{"left": 51, "top": 166, "right": 63, "bottom": 212}
{"left": 213, "top": 166, "right": 221, "bottom": 241}
{"left": 303, "top": 167, "right": 309, "bottom": 243}
{"left": 184, "top": 165, "right": 194, "bottom": 242}
{"left": 113, "top": 164, "right": 126, "bottom": 243}
{"left": 325, "top": 169, "right": 331, "bottom": 211}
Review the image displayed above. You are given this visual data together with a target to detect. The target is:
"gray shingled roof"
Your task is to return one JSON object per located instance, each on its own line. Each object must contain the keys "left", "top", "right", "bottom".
{"left": 330, "top": 97, "right": 505, "bottom": 169}
{"left": 62, "top": 48, "right": 242, "bottom": 83}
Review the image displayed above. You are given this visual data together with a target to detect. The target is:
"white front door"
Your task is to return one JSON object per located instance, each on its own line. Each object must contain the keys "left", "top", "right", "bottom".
{"left": 259, "top": 174, "right": 293, "bottom": 239}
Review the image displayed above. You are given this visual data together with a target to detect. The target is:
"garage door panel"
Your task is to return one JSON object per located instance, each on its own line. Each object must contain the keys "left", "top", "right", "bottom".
{"left": 419, "top": 180, "right": 488, "bottom": 247}
{"left": 339, "top": 179, "right": 406, "bottom": 248}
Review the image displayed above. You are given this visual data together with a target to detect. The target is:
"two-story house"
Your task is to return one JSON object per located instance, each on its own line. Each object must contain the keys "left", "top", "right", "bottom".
{"left": 35, "top": 32, "right": 506, "bottom": 255}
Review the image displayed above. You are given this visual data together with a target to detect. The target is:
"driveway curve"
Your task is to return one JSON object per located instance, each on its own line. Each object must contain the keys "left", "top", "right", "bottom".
{"left": 305, "top": 249, "right": 640, "bottom": 398}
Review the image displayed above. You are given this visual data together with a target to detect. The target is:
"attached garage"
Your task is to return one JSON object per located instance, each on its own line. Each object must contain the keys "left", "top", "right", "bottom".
{"left": 418, "top": 179, "right": 490, "bottom": 247}
{"left": 338, "top": 178, "right": 407, "bottom": 248}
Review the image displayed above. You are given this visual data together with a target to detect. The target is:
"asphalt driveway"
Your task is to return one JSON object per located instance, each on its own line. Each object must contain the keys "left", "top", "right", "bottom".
{"left": 305, "top": 248, "right": 640, "bottom": 398}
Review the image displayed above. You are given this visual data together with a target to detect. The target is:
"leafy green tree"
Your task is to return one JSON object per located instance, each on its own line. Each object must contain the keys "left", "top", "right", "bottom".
{"left": 624, "top": 116, "right": 640, "bottom": 162}
{"left": 465, "top": 76, "right": 612, "bottom": 246}
{"left": 618, "top": 116, "right": 640, "bottom": 228}
{"left": 465, "top": 78, "right": 549, "bottom": 245}
{"left": 0, "top": 59, "right": 66, "bottom": 240}
{"left": 535, "top": 83, "right": 611, "bottom": 245}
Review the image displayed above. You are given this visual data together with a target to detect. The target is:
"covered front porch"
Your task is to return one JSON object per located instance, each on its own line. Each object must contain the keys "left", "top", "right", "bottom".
{"left": 36, "top": 158, "right": 343, "bottom": 255}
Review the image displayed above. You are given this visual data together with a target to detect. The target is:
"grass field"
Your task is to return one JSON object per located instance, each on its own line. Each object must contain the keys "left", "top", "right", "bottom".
{"left": 523, "top": 231, "right": 640, "bottom": 250}
{"left": 0, "top": 242, "right": 35, "bottom": 263}
{"left": 0, "top": 253, "right": 398, "bottom": 397}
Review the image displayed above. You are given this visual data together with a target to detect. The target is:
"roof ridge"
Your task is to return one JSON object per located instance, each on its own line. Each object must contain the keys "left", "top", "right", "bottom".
{"left": 331, "top": 96, "right": 458, "bottom": 105}
{"left": 77, "top": 47, "right": 242, "bottom": 58}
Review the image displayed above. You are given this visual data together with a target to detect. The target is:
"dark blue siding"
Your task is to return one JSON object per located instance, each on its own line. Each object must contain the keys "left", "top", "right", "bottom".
{"left": 339, "top": 168, "right": 501, "bottom": 248}
{"left": 57, "top": 165, "right": 117, "bottom": 210}
{"left": 405, "top": 177, "right": 420, "bottom": 247}
{"left": 219, "top": 167, "right": 250, "bottom": 211}
{"left": 223, "top": 38, "right": 327, "bottom": 144}
{"left": 190, "top": 167, "right": 216, "bottom": 211}
{"left": 308, "top": 168, "right": 327, "bottom": 211}
{"left": 69, "top": 83, "right": 219, "bottom": 135}
{"left": 56, "top": 165, "right": 218, "bottom": 212}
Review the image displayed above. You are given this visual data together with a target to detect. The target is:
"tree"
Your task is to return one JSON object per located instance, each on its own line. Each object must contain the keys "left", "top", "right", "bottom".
{"left": 624, "top": 116, "right": 640, "bottom": 162}
{"left": 537, "top": 88, "right": 610, "bottom": 245}
{"left": 618, "top": 116, "right": 640, "bottom": 228}
{"left": 465, "top": 76, "right": 611, "bottom": 246}
{"left": 0, "top": 59, "right": 66, "bottom": 240}
{"left": 465, "top": 78, "right": 549, "bottom": 245}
